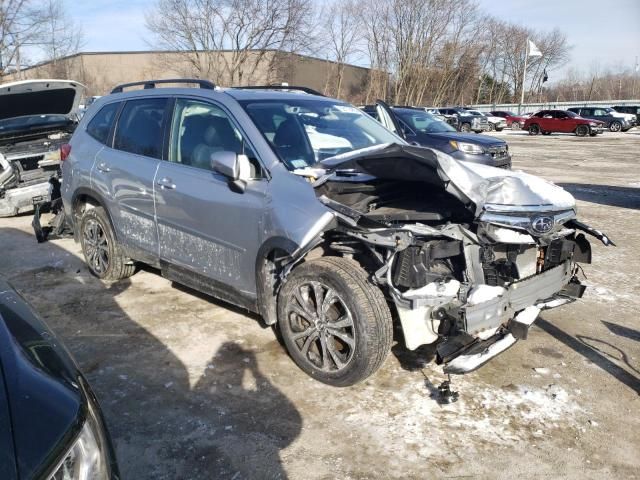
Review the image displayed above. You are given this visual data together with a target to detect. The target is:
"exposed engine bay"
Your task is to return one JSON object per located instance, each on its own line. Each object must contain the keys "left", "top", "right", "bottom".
{"left": 0, "top": 79, "right": 83, "bottom": 217}
{"left": 294, "top": 144, "right": 614, "bottom": 374}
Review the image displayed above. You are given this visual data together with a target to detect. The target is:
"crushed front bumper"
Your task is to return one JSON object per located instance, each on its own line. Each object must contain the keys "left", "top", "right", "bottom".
{"left": 440, "top": 261, "right": 584, "bottom": 374}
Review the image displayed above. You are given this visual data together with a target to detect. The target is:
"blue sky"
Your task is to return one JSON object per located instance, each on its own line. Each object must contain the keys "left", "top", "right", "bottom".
{"left": 67, "top": 0, "right": 639, "bottom": 78}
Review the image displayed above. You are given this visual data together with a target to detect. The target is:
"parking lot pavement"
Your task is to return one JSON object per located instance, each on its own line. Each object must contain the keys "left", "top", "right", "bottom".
{"left": 1, "top": 132, "right": 639, "bottom": 479}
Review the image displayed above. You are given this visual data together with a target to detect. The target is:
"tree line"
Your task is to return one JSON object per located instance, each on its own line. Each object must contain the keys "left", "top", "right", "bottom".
{"left": 2, "top": 0, "right": 637, "bottom": 105}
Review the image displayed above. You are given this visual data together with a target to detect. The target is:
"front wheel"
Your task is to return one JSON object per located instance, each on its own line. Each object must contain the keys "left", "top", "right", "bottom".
{"left": 487, "top": 123, "right": 495, "bottom": 132}
{"left": 528, "top": 124, "right": 541, "bottom": 135}
{"left": 277, "top": 257, "right": 393, "bottom": 387}
{"left": 609, "top": 121, "right": 622, "bottom": 132}
{"left": 460, "top": 122, "right": 471, "bottom": 133}
{"left": 576, "top": 125, "right": 589, "bottom": 137}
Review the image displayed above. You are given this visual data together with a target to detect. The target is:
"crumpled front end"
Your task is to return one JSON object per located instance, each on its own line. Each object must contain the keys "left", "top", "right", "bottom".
{"left": 307, "top": 144, "right": 612, "bottom": 374}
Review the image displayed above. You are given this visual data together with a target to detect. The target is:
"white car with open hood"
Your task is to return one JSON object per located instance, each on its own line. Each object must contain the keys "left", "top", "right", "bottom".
{"left": 0, "top": 79, "right": 84, "bottom": 217}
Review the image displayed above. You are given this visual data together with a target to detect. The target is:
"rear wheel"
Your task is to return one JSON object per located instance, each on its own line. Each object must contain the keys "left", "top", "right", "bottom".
{"left": 576, "top": 125, "right": 589, "bottom": 137}
{"left": 609, "top": 121, "right": 622, "bottom": 132}
{"left": 528, "top": 124, "right": 541, "bottom": 135}
{"left": 277, "top": 257, "right": 393, "bottom": 386}
{"left": 80, "top": 207, "right": 135, "bottom": 280}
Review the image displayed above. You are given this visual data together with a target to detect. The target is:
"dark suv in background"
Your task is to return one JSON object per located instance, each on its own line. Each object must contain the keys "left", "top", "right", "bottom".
{"left": 362, "top": 103, "right": 511, "bottom": 168}
{"left": 612, "top": 105, "right": 640, "bottom": 123}
{"left": 437, "top": 107, "right": 489, "bottom": 133}
{"left": 567, "top": 107, "right": 634, "bottom": 132}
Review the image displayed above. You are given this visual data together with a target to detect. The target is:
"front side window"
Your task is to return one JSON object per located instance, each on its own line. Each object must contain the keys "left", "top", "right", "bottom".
{"left": 169, "top": 99, "right": 257, "bottom": 173}
{"left": 113, "top": 98, "right": 167, "bottom": 158}
{"left": 86, "top": 102, "right": 120, "bottom": 144}
{"left": 240, "top": 99, "right": 403, "bottom": 169}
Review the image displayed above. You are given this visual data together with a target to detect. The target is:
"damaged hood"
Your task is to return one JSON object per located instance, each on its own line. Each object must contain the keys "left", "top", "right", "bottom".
{"left": 0, "top": 80, "right": 85, "bottom": 121}
{"left": 317, "top": 143, "right": 575, "bottom": 217}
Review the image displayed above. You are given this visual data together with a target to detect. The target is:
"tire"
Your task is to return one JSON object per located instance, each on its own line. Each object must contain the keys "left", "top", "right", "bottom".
{"left": 495, "top": 127, "right": 504, "bottom": 132}
{"left": 511, "top": 122, "right": 521, "bottom": 130}
{"left": 487, "top": 123, "right": 495, "bottom": 132}
{"left": 528, "top": 124, "right": 541, "bottom": 135}
{"left": 609, "top": 121, "right": 622, "bottom": 132}
{"left": 575, "top": 125, "right": 589, "bottom": 137}
{"left": 277, "top": 257, "right": 393, "bottom": 387}
{"left": 460, "top": 122, "right": 471, "bottom": 132}
{"left": 79, "top": 207, "right": 135, "bottom": 280}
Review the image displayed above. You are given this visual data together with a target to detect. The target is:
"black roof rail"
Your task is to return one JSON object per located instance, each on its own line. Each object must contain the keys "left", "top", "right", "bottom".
{"left": 110, "top": 78, "right": 216, "bottom": 94}
{"left": 231, "top": 84, "right": 325, "bottom": 96}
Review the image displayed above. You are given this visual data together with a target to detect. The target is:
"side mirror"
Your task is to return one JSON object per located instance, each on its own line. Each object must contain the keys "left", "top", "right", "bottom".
{"left": 211, "top": 151, "right": 252, "bottom": 192}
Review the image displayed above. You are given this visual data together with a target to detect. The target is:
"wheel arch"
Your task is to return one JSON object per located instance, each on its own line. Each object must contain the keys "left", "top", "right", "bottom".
{"left": 71, "top": 187, "right": 119, "bottom": 242}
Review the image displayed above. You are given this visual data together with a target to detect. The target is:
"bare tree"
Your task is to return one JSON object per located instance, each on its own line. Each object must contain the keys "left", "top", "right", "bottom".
{"left": 37, "top": 0, "right": 84, "bottom": 77}
{"left": 0, "top": 0, "right": 44, "bottom": 75}
{"left": 320, "top": 0, "right": 362, "bottom": 98}
{"left": 145, "top": 0, "right": 317, "bottom": 85}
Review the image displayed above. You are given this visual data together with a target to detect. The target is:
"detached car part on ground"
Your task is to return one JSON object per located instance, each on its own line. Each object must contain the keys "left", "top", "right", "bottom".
{"left": 61, "top": 81, "right": 613, "bottom": 387}
{"left": 362, "top": 102, "right": 511, "bottom": 168}
{"left": 0, "top": 278, "right": 119, "bottom": 479}
{"left": 0, "top": 80, "right": 83, "bottom": 217}
{"left": 524, "top": 109, "right": 605, "bottom": 137}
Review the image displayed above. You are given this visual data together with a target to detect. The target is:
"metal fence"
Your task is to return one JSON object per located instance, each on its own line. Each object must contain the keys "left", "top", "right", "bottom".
{"left": 470, "top": 99, "right": 640, "bottom": 114}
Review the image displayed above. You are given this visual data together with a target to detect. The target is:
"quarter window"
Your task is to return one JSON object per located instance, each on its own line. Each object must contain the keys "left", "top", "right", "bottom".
{"left": 113, "top": 98, "right": 167, "bottom": 158}
{"left": 86, "top": 102, "right": 120, "bottom": 145}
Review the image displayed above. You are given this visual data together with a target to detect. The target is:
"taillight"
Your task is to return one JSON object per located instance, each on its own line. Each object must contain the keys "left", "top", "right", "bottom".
{"left": 60, "top": 143, "right": 71, "bottom": 161}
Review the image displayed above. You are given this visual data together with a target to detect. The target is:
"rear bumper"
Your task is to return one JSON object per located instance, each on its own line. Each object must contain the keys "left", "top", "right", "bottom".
{"left": 0, "top": 182, "right": 51, "bottom": 217}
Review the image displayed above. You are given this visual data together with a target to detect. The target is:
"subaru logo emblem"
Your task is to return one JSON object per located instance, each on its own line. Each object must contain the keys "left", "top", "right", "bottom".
{"left": 531, "top": 216, "right": 554, "bottom": 234}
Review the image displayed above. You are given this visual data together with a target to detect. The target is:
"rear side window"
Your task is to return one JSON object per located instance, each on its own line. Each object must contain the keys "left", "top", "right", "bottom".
{"left": 86, "top": 102, "right": 120, "bottom": 144}
{"left": 114, "top": 98, "right": 168, "bottom": 158}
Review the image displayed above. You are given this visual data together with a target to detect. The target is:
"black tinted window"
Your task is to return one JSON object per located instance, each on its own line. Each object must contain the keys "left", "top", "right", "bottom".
{"left": 114, "top": 98, "right": 167, "bottom": 158}
{"left": 87, "top": 102, "right": 120, "bottom": 144}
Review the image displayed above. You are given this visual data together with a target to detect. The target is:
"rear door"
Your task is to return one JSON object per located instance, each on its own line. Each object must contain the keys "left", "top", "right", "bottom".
{"left": 592, "top": 108, "right": 609, "bottom": 125}
{"left": 91, "top": 97, "right": 168, "bottom": 263}
{"left": 154, "top": 97, "right": 268, "bottom": 297}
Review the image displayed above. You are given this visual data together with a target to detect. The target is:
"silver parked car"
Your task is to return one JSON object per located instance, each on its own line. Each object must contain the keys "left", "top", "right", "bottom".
{"left": 61, "top": 80, "right": 613, "bottom": 386}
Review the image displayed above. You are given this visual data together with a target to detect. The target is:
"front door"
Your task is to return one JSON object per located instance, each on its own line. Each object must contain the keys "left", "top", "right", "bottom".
{"left": 154, "top": 98, "right": 268, "bottom": 297}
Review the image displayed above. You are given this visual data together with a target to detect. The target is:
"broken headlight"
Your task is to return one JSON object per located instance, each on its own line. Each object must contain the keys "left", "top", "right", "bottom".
{"left": 48, "top": 390, "right": 111, "bottom": 480}
{"left": 449, "top": 140, "right": 484, "bottom": 155}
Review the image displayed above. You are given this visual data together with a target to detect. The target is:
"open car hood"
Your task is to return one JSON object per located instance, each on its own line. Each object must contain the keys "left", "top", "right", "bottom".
{"left": 317, "top": 143, "right": 575, "bottom": 217}
{"left": 0, "top": 80, "right": 85, "bottom": 121}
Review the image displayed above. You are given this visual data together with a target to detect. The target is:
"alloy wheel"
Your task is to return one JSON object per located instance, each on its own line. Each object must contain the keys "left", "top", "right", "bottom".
{"left": 83, "top": 218, "right": 110, "bottom": 274}
{"left": 284, "top": 281, "right": 355, "bottom": 373}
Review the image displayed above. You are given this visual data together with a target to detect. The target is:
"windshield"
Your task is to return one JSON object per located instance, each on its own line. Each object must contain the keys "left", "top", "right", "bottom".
{"left": 395, "top": 110, "right": 457, "bottom": 133}
{"left": 0, "top": 114, "right": 72, "bottom": 134}
{"left": 240, "top": 98, "right": 403, "bottom": 169}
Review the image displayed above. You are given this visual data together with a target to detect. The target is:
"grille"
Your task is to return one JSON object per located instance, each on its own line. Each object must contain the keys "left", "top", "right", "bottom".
{"left": 487, "top": 146, "right": 508, "bottom": 158}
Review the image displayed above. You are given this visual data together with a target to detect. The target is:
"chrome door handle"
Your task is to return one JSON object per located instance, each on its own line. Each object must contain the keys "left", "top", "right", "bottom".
{"left": 97, "top": 162, "right": 111, "bottom": 173}
{"left": 156, "top": 177, "right": 176, "bottom": 190}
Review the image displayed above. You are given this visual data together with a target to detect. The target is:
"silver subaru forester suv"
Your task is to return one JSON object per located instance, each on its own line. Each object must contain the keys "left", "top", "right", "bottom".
{"left": 61, "top": 79, "right": 612, "bottom": 386}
